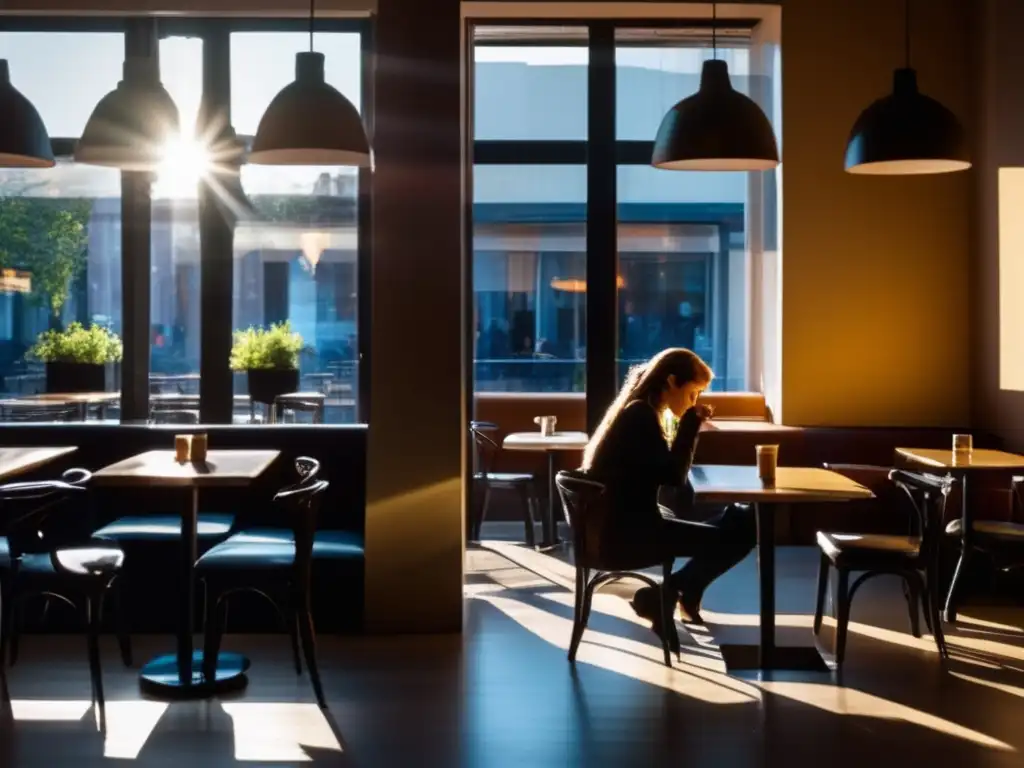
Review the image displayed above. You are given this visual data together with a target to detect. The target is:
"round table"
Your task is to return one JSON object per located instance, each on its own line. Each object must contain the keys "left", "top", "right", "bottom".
{"left": 502, "top": 431, "right": 589, "bottom": 550}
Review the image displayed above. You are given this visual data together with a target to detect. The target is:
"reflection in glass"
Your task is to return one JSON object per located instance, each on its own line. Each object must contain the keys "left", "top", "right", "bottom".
{"left": 473, "top": 165, "right": 587, "bottom": 393}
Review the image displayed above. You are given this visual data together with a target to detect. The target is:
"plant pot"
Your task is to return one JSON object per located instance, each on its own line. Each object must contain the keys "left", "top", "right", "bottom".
{"left": 247, "top": 368, "right": 299, "bottom": 405}
{"left": 45, "top": 362, "right": 108, "bottom": 394}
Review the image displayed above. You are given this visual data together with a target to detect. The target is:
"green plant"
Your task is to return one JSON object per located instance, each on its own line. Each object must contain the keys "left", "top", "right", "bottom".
{"left": 29, "top": 322, "right": 123, "bottom": 364}
{"left": 229, "top": 322, "right": 303, "bottom": 371}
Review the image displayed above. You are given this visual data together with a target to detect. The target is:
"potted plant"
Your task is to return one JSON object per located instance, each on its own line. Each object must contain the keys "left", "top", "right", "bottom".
{"left": 230, "top": 322, "right": 303, "bottom": 404}
{"left": 30, "top": 322, "right": 123, "bottom": 393}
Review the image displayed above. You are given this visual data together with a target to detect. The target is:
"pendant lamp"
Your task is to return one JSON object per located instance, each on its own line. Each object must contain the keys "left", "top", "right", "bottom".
{"left": 651, "top": 2, "right": 779, "bottom": 172}
{"left": 0, "top": 60, "right": 55, "bottom": 168}
{"left": 844, "top": 0, "right": 969, "bottom": 174}
{"left": 248, "top": 0, "right": 370, "bottom": 166}
{"left": 75, "top": 22, "right": 179, "bottom": 171}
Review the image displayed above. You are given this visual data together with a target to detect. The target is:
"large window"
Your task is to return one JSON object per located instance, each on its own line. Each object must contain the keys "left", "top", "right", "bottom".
{"left": 0, "top": 21, "right": 368, "bottom": 426}
{"left": 0, "top": 32, "right": 124, "bottom": 417}
{"left": 471, "top": 23, "right": 781, "bottom": 411}
{"left": 232, "top": 31, "right": 362, "bottom": 424}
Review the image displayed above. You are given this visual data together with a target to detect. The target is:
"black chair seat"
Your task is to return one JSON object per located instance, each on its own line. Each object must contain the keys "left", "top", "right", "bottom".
{"left": 945, "top": 518, "right": 1024, "bottom": 539}
{"left": 196, "top": 528, "right": 363, "bottom": 571}
{"left": 816, "top": 531, "right": 920, "bottom": 566}
{"left": 93, "top": 513, "right": 235, "bottom": 542}
{"left": 475, "top": 471, "right": 534, "bottom": 486}
{"left": 17, "top": 545, "right": 125, "bottom": 577}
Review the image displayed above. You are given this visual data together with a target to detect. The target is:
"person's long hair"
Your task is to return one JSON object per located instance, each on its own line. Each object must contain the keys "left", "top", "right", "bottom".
{"left": 581, "top": 348, "right": 713, "bottom": 471}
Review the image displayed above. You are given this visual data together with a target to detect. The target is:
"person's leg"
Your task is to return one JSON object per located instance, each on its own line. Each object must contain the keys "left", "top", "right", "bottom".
{"left": 668, "top": 504, "right": 756, "bottom": 612}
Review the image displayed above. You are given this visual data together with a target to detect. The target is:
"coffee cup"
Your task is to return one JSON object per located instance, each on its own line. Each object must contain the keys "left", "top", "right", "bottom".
{"left": 534, "top": 415, "right": 557, "bottom": 437}
{"left": 756, "top": 444, "right": 779, "bottom": 486}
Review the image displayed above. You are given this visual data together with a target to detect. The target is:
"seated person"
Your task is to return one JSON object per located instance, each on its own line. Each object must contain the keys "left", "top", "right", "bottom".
{"left": 582, "top": 348, "right": 754, "bottom": 651}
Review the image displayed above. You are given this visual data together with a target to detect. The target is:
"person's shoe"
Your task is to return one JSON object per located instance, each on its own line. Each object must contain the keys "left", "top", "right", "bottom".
{"left": 630, "top": 587, "right": 681, "bottom": 655}
{"left": 678, "top": 592, "right": 705, "bottom": 625}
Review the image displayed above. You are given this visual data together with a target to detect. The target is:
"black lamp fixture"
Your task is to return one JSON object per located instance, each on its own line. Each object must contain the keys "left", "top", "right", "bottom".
{"left": 0, "top": 59, "right": 55, "bottom": 168}
{"left": 74, "top": 20, "right": 180, "bottom": 171}
{"left": 651, "top": 2, "right": 779, "bottom": 172}
{"left": 248, "top": 0, "right": 370, "bottom": 166}
{"left": 844, "top": 0, "right": 969, "bottom": 175}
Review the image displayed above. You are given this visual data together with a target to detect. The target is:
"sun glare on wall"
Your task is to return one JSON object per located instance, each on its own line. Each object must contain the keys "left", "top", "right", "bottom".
{"left": 1000, "top": 168, "right": 1024, "bottom": 391}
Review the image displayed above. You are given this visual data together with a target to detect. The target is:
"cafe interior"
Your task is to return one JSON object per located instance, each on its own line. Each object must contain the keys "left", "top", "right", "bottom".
{"left": 2, "top": 0, "right": 1024, "bottom": 765}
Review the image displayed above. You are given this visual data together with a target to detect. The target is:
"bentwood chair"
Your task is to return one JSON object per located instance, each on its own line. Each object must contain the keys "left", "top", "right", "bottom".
{"left": 470, "top": 421, "right": 539, "bottom": 545}
{"left": 0, "top": 470, "right": 131, "bottom": 712}
{"left": 556, "top": 470, "right": 675, "bottom": 667}
{"left": 196, "top": 477, "right": 331, "bottom": 708}
{"left": 814, "top": 467, "right": 953, "bottom": 667}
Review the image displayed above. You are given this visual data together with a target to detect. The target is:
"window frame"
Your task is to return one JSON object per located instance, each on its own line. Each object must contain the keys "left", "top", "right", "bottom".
{"left": 3, "top": 16, "right": 372, "bottom": 424}
{"left": 468, "top": 18, "right": 769, "bottom": 429}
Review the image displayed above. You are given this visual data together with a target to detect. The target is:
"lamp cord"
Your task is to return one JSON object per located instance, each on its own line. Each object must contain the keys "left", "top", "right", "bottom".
{"left": 712, "top": 1, "right": 717, "bottom": 60}
{"left": 309, "top": 0, "right": 315, "bottom": 52}
{"left": 904, "top": 0, "right": 911, "bottom": 67}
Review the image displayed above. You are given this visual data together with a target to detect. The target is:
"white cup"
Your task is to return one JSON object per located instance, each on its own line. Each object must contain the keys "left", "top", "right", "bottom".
{"left": 756, "top": 444, "right": 779, "bottom": 486}
{"left": 534, "top": 415, "right": 557, "bottom": 437}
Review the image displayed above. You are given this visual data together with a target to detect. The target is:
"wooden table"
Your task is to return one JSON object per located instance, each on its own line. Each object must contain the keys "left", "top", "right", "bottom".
{"left": 690, "top": 465, "right": 874, "bottom": 672}
{"left": 502, "top": 431, "right": 589, "bottom": 550}
{"left": 0, "top": 446, "right": 77, "bottom": 481}
{"left": 896, "top": 447, "right": 1024, "bottom": 621}
{"left": 93, "top": 449, "right": 280, "bottom": 697}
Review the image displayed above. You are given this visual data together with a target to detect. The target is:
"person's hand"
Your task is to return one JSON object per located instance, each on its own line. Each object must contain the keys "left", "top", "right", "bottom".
{"left": 695, "top": 403, "right": 715, "bottom": 421}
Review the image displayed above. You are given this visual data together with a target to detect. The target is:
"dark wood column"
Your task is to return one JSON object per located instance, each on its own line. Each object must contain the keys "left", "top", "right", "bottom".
{"left": 365, "top": 0, "right": 465, "bottom": 633}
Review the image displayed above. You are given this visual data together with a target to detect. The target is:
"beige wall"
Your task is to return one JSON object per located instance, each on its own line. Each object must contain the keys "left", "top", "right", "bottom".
{"left": 973, "top": 0, "right": 1024, "bottom": 449}
{"left": 781, "top": 0, "right": 972, "bottom": 427}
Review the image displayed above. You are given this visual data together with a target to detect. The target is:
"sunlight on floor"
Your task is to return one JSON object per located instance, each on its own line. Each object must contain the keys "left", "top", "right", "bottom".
{"left": 6, "top": 699, "right": 341, "bottom": 761}
{"left": 222, "top": 703, "right": 343, "bottom": 761}
{"left": 469, "top": 548, "right": 1018, "bottom": 753}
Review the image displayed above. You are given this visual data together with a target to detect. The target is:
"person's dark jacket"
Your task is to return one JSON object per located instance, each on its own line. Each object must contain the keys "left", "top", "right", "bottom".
{"left": 587, "top": 400, "right": 704, "bottom": 533}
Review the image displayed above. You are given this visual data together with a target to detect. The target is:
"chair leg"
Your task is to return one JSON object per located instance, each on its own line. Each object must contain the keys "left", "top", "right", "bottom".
{"left": 903, "top": 576, "right": 922, "bottom": 639}
{"left": 112, "top": 580, "right": 133, "bottom": 668}
{"left": 567, "top": 566, "right": 588, "bottom": 663}
{"left": 833, "top": 569, "right": 851, "bottom": 667}
{"left": 660, "top": 562, "right": 674, "bottom": 667}
{"left": 944, "top": 549, "right": 971, "bottom": 623}
{"left": 85, "top": 594, "right": 105, "bottom": 715}
{"left": 472, "top": 485, "right": 492, "bottom": 542}
{"left": 8, "top": 600, "right": 23, "bottom": 668}
{"left": 519, "top": 485, "right": 536, "bottom": 548}
{"left": 201, "top": 587, "right": 228, "bottom": 684}
{"left": 813, "top": 551, "right": 830, "bottom": 635}
{"left": 921, "top": 569, "right": 949, "bottom": 659}
{"left": 288, "top": 607, "right": 303, "bottom": 676}
{"left": 297, "top": 600, "right": 326, "bottom": 709}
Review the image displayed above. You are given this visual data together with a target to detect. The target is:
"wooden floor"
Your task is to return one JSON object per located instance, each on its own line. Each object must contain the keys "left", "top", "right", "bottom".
{"left": 4, "top": 544, "right": 1024, "bottom": 767}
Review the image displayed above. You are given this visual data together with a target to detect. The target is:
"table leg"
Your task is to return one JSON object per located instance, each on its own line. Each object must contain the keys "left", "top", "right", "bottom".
{"left": 718, "top": 503, "right": 829, "bottom": 673}
{"left": 944, "top": 472, "right": 972, "bottom": 623}
{"left": 138, "top": 487, "right": 250, "bottom": 697}
{"left": 537, "top": 452, "right": 562, "bottom": 551}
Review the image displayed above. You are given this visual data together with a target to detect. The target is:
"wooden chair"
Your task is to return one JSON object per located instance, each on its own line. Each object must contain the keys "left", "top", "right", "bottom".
{"left": 196, "top": 475, "right": 331, "bottom": 708}
{"left": 555, "top": 470, "right": 675, "bottom": 667}
{"left": 0, "top": 470, "right": 131, "bottom": 713}
{"left": 814, "top": 466, "right": 953, "bottom": 667}
{"left": 469, "top": 421, "right": 539, "bottom": 546}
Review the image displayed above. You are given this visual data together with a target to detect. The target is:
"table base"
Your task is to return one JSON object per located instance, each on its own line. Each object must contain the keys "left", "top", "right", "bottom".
{"left": 719, "top": 643, "right": 830, "bottom": 673}
{"left": 139, "top": 651, "right": 251, "bottom": 697}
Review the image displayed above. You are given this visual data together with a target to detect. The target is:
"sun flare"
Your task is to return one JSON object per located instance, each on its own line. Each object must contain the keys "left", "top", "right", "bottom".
{"left": 153, "top": 134, "right": 211, "bottom": 198}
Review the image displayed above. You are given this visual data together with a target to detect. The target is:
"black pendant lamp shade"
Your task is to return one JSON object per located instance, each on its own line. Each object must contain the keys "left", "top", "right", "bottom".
{"left": 0, "top": 59, "right": 55, "bottom": 168}
{"left": 74, "top": 55, "right": 180, "bottom": 171}
{"left": 652, "top": 58, "right": 779, "bottom": 172}
{"left": 249, "top": 51, "right": 370, "bottom": 166}
{"left": 844, "top": 68, "right": 969, "bottom": 175}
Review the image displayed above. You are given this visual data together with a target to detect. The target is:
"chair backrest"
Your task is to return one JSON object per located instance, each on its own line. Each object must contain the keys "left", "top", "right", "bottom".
{"left": 273, "top": 478, "right": 329, "bottom": 586}
{"left": 294, "top": 456, "right": 321, "bottom": 484}
{"left": 889, "top": 469, "right": 954, "bottom": 567}
{"left": 0, "top": 469, "right": 93, "bottom": 557}
{"left": 470, "top": 421, "right": 501, "bottom": 476}
{"left": 824, "top": 463, "right": 918, "bottom": 536}
{"left": 555, "top": 469, "right": 613, "bottom": 568}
